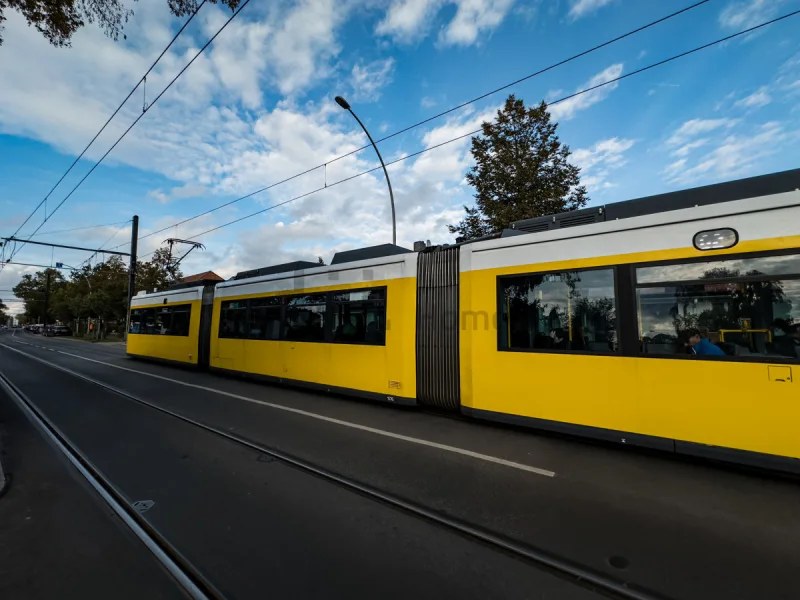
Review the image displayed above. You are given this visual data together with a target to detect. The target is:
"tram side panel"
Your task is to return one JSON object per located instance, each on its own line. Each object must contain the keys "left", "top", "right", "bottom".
{"left": 459, "top": 195, "right": 800, "bottom": 466}
{"left": 209, "top": 258, "right": 418, "bottom": 404}
{"left": 127, "top": 291, "right": 204, "bottom": 365}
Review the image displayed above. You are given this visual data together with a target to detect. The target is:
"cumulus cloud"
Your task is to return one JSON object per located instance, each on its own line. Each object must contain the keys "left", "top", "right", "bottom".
{"left": 377, "top": 0, "right": 516, "bottom": 46}
{"left": 350, "top": 58, "right": 396, "bottom": 102}
{"left": 571, "top": 137, "right": 636, "bottom": 191}
{"left": 548, "top": 63, "right": 623, "bottom": 121}
{"left": 568, "top": 0, "right": 614, "bottom": 20}
{"left": 439, "top": 0, "right": 516, "bottom": 46}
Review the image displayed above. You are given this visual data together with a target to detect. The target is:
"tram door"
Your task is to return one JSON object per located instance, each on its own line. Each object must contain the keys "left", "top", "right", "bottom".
{"left": 197, "top": 284, "right": 215, "bottom": 370}
{"left": 416, "top": 246, "right": 461, "bottom": 411}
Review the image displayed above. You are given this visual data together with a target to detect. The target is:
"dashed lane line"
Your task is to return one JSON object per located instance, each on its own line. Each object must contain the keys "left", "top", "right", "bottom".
{"left": 1, "top": 342, "right": 556, "bottom": 478}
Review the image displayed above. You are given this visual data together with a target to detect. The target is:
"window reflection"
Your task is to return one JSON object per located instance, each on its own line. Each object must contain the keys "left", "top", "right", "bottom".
{"left": 499, "top": 269, "right": 617, "bottom": 353}
{"left": 637, "top": 253, "right": 800, "bottom": 284}
{"left": 637, "top": 255, "right": 800, "bottom": 359}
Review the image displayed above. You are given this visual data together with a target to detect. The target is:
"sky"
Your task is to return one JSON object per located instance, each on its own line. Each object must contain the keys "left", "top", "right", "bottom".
{"left": 1, "top": 0, "right": 800, "bottom": 315}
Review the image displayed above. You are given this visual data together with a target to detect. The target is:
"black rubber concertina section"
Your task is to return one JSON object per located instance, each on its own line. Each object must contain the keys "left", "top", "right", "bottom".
{"left": 416, "top": 247, "right": 461, "bottom": 411}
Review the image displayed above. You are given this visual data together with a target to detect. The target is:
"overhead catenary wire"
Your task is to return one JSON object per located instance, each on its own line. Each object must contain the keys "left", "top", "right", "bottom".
{"left": 30, "top": 221, "right": 131, "bottom": 237}
{"left": 5, "top": 0, "right": 252, "bottom": 265}
{"left": 108, "top": 0, "right": 712, "bottom": 252}
{"left": 80, "top": 220, "right": 132, "bottom": 267}
{"left": 130, "top": 7, "right": 800, "bottom": 259}
{"left": 5, "top": 2, "right": 208, "bottom": 246}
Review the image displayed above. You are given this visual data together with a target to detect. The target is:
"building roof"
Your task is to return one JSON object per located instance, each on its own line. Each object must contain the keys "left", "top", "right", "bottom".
{"left": 181, "top": 271, "right": 224, "bottom": 283}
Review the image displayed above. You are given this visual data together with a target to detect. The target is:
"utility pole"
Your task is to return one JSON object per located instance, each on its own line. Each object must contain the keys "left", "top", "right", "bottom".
{"left": 125, "top": 215, "right": 139, "bottom": 340}
{"left": 43, "top": 270, "right": 51, "bottom": 334}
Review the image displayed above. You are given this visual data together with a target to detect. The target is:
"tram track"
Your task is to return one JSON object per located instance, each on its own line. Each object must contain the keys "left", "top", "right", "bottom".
{"left": 0, "top": 368, "right": 225, "bottom": 600}
{"left": 0, "top": 341, "right": 669, "bottom": 600}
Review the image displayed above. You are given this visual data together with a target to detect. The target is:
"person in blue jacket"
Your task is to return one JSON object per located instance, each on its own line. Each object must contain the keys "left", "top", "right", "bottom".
{"left": 685, "top": 328, "right": 725, "bottom": 356}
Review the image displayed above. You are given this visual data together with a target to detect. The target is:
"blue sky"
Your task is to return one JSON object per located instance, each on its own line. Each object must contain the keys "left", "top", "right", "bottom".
{"left": 1, "top": 0, "right": 800, "bottom": 312}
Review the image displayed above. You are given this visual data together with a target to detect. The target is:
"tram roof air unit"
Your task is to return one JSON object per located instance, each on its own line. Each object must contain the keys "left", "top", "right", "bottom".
{"left": 508, "top": 167, "right": 800, "bottom": 235}
{"left": 232, "top": 260, "right": 322, "bottom": 280}
{"left": 330, "top": 244, "right": 412, "bottom": 265}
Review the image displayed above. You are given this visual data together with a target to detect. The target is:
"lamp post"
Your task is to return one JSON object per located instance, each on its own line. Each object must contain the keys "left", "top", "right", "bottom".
{"left": 334, "top": 95, "right": 397, "bottom": 245}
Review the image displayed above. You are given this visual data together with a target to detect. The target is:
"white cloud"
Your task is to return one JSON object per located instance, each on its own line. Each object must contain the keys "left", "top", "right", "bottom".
{"left": 571, "top": 137, "right": 635, "bottom": 191}
{"left": 439, "top": 0, "right": 516, "bottom": 46}
{"left": 376, "top": 0, "right": 445, "bottom": 42}
{"left": 665, "top": 121, "right": 795, "bottom": 184}
{"left": 666, "top": 118, "right": 739, "bottom": 146}
{"left": 147, "top": 184, "right": 209, "bottom": 204}
{"left": 548, "top": 63, "right": 623, "bottom": 121}
{"left": 672, "top": 138, "right": 710, "bottom": 157}
{"left": 734, "top": 87, "right": 772, "bottom": 108}
{"left": 377, "top": 0, "right": 515, "bottom": 46}
{"left": 718, "top": 0, "right": 779, "bottom": 30}
{"left": 421, "top": 96, "right": 438, "bottom": 108}
{"left": 350, "top": 58, "right": 396, "bottom": 102}
{"left": 569, "top": 0, "right": 614, "bottom": 20}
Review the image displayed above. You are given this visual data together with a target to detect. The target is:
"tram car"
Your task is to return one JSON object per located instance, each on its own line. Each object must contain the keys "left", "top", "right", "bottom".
{"left": 128, "top": 168, "right": 800, "bottom": 473}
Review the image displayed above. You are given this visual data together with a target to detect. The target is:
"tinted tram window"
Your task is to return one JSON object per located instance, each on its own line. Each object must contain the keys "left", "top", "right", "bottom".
{"left": 169, "top": 307, "right": 191, "bottom": 336}
{"left": 637, "top": 252, "right": 800, "bottom": 360}
{"left": 130, "top": 304, "right": 192, "bottom": 336}
{"left": 129, "top": 309, "right": 143, "bottom": 334}
{"left": 331, "top": 287, "right": 386, "bottom": 345}
{"left": 499, "top": 269, "right": 617, "bottom": 353}
{"left": 219, "top": 300, "right": 248, "bottom": 339}
{"left": 284, "top": 294, "right": 326, "bottom": 342}
{"left": 249, "top": 297, "right": 282, "bottom": 340}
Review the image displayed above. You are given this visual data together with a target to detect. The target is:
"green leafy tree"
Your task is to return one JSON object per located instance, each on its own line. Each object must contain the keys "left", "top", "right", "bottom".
{"left": 12, "top": 268, "right": 65, "bottom": 323}
{"left": 136, "top": 247, "right": 182, "bottom": 294}
{"left": 0, "top": 298, "right": 8, "bottom": 324}
{"left": 449, "top": 94, "right": 588, "bottom": 241}
{"left": 0, "top": 0, "right": 239, "bottom": 48}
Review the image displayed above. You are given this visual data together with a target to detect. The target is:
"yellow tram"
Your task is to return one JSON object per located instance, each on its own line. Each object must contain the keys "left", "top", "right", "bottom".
{"left": 128, "top": 168, "right": 800, "bottom": 472}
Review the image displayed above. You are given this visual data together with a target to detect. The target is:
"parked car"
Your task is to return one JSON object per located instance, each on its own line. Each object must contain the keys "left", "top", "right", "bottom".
{"left": 52, "top": 325, "right": 72, "bottom": 336}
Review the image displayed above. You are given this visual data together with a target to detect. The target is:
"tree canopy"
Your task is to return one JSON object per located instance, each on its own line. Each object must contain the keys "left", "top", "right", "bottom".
{"left": 449, "top": 94, "right": 588, "bottom": 241}
{"left": 0, "top": 0, "right": 239, "bottom": 48}
{"left": 10, "top": 248, "right": 182, "bottom": 325}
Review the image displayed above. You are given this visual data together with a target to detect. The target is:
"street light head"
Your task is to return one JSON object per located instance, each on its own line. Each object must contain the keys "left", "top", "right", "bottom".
{"left": 334, "top": 96, "right": 351, "bottom": 110}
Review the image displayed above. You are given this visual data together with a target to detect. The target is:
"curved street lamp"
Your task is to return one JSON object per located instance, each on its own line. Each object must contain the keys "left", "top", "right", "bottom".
{"left": 335, "top": 95, "right": 397, "bottom": 245}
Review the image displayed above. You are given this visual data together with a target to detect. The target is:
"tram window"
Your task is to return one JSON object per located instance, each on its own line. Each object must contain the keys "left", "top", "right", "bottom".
{"left": 637, "top": 253, "right": 800, "bottom": 284}
{"left": 331, "top": 287, "right": 386, "bottom": 345}
{"left": 129, "top": 305, "right": 191, "bottom": 336}
{"left": 498, "top": 269, "right": 617, "bottom": 353}
{"left": 219, "top": 300, "right": 248, "bottom": 339}
{"left": 636, "top": 252, "right": 800, "bottom": 360}
{"left": 249, "top": 297, "right": 282, "bottom": 340}
{"left": 284, "top": 293, "right": 326, "bottom": 342}
{"left": 129, "top": 309, "right": 143, "bottom": 334}
{"left": 168, "top": 307, "right": 191, "bottom": 337}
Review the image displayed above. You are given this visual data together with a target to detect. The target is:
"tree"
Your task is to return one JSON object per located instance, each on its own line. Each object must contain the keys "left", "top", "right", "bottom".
{"left": 449, "top": 94, "right": 588, "bottom": 241}
{"left": 0, "top": 298, "right": 8, "bottom": 324}
{"left": 136, "top": 247, "right": 182, "bottom": 294}
{"left": 0, "top": 0, "right": 239, "bottom": 48}
{"left": 12, "top": 268, "right": 65, "bottom": 323}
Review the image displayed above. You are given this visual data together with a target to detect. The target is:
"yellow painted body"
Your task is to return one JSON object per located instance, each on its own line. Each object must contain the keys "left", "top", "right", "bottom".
{"left": 126, "top": 300, "right": 202, "bottom": 365}
{"left": 460, "top": 236, "right": 800, "bottom": 459}
{"left": 209, "top": 277, "right": 417, "bottom": 401}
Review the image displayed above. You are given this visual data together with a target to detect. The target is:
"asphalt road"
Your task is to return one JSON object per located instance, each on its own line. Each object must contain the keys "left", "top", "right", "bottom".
{"left": 0, "top": 332, "right": 605, "bottom": 600}
{"left": 2, "top": 329, "right": 800, "bottom": 599}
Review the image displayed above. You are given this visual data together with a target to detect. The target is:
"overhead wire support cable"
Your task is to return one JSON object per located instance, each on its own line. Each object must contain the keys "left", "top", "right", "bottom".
{"left": 111, "top": 0, "right": 712, "bottom": 250}
{"left": 132, "top": 7, "right": 800, "bottom": 258}
{"left": 6, "top": 2, "right": 207, "bottom": 244}
{"left": 7, "top": 0, "right": 251, "bottom": 263}
{"left": 30, "top": 221, "right": 131, "bottom": 237}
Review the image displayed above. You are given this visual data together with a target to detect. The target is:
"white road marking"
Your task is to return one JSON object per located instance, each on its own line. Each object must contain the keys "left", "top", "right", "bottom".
{"left": 2, "top": 343, "right": 556, "bottom": 478}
